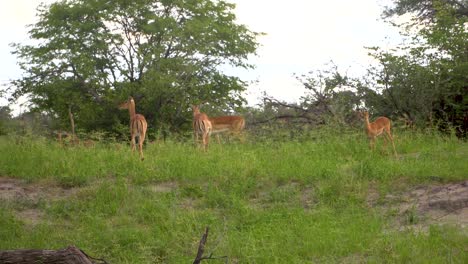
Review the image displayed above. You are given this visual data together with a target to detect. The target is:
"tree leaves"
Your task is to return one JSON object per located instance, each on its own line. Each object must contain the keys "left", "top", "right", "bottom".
{"left": 11, "top": 0, "right": 261, "bottom": 134}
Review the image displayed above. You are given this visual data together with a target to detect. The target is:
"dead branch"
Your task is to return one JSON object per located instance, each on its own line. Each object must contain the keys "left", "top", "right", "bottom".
{"left": 263, "top": 97, "right": 309, "bottom": 113}
{"left": 193, "top": 227, "right": 228, "bottom": 264}
{"left": 0, "top": 245, "right": 107, "bottom": 264}
{"left": 252, "top": 95, "right": 330, "bottom": 127}
{"left": 249, "top": 114, "right": 314, "bottom": 126}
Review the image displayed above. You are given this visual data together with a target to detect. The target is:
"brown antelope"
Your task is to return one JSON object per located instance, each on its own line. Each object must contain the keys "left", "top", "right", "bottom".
{"left": 192, "top": 105, "right": 212, "bottom": 151}
{"left": 119, "top": 97, "right": 148, "bottom": 160}
{"left": 360, "top": 110, "right": 397, "bottom": 157}
{"left": 209, "top": 115, "right": 245, "bottom": 143}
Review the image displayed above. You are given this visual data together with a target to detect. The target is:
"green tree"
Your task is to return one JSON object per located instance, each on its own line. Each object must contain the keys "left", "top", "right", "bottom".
{"left": 11, "top": 0, "right": 261, "bottom": 135}
{"left": 364, "top": 48, "right": 440, "bottom": 126}
{"left": 384, "top": 0, "right": 468, "bottom": 22}
{"left": 0, "top": 106, "right": 13, "bottom": 135}
{"left": 365, "top": 0, "right": 467, "bottom": 135}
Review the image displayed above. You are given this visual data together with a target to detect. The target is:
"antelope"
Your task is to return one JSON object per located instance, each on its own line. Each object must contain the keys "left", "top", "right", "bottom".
{"left": 192, "top": 105, "right": 212, "bottom": 151}
{"left": 209, "top": 115, "right": 245, "bottom": 143}
{"left": 360, "top": 110, "right": 397, "bottom": 157}
{"left": 119, "top": 97, "right": 148, "bottom": 160}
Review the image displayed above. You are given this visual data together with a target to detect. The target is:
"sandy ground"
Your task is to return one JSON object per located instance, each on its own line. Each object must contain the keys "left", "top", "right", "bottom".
{"left": 368, "top": 179, "right": 468, "bottom": 232}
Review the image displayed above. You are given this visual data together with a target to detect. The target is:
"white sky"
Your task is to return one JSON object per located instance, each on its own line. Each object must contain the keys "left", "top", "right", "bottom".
{"left": 0, "top": 0, "right": 402, "bottom": 113}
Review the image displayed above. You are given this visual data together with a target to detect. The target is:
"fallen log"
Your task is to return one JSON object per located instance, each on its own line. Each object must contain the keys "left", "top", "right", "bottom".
{"left": 0, "top": 245, "right": 106, "bottom": 264}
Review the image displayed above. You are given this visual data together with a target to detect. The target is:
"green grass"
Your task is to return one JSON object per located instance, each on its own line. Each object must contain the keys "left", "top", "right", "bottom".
{"left": 0, "top": 130, "right": 467, "bottom": 263}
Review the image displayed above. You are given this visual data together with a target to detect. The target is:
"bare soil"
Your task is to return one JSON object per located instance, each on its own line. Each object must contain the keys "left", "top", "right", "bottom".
{"left": 369, "top": 179, "right": 468, "bottom": 232}
{"left": 0, "top": 177, "right": 77, "bottom": 225}
{"left": 148, "top": 181, "right": 178, "bottom": 193}
{"left": 0, "top": 177, "right": 76, "bottom": 202}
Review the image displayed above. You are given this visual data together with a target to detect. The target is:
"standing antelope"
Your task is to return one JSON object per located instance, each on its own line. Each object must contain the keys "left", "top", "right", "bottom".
{"left": 209, "top": 115, "right": 245, "bottom": 143}
{"left": 119, "top": 97, "right": 148, "bottom": 160}
{"left": 192, "top": 105, "right": 212, "bottom": 151}
{"left": 360, "top": 110, "right": 397, "bottom": 157}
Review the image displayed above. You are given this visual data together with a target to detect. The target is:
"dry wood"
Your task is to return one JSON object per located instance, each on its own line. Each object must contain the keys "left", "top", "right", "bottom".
{"left": 68, "top": 105, "right": 77, "bottom": 144}
{"left": 0, "top": 245, "right": 106, "bottom": 264}
{"left": 193, "top": 227, "right": 209, "bottom": 264}
{"left": 192, "top": 227, "right": 228, "bottom": 264}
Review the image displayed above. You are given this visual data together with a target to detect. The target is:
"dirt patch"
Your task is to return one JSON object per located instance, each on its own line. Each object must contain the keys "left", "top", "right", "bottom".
{"left": 178, "top": 197, "right": 198, "bottom": 210}
{"left": 249, "top": 181, "right": 304, "bottom": 209}
{"left": 0, "top": 177, "right": 77, "bottom": 225}
{"left": 300, "top": 186, "right": 316, "bottom": 209}
{"left": 402, "top": 181, "right": 468, "bottom": 213}
{"left": 0, "top": 178, "right": 26, "bottom": 201}
{"left": 0, "top": 177, "right": 77, "bottom": 202}
{"left": 148, "top": 181, "right": 178, "bottom": 193}
{"left": 371, "top": 180, "right": 468, "bottom": 231}
{"left": 16, "top": 209, "right": 45, "bottom": 226}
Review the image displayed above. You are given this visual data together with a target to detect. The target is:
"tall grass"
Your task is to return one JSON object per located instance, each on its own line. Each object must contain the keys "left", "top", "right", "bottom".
{"left": 0, "top": 130, "right": 466, "bottom": 263}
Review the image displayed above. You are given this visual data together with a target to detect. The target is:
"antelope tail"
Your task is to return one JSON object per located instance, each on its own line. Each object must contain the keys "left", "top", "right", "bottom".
{"left": 239, "top": 118, "right": 246, "bottom": 130}
{"left": 132, "top": 119, "right": 146, "bottom": 144}
{"left": 195, "top": 119, "right": 212, "bottom": 135}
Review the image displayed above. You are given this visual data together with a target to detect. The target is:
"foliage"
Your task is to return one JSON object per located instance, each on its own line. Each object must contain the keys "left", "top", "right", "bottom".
{"left": 0, "top": 106, "right": 13, "bottom": 135}
{"left": 11, "top": 0, "right": 261, "bottom": 134}
{"left": 373, "top": 0, "right": 468, "bottom": 136}
{"left": 383, "top": 0, "right": 468, "bottom": 22}
{"left": 261, "top": 1, "right": 468, "bottom": 137}
{"left": 248, "top": 64, "right": 363, "bottom": 135}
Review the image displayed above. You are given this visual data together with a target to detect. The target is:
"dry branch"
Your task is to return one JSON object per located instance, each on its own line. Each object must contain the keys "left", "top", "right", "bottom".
{"left": 193, "top": 227, "right": 228, "bottom": 264}
{"left": 0, "top": 245, "right": 107, "bottom": 264}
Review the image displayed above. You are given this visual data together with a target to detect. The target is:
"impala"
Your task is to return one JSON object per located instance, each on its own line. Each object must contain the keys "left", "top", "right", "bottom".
{"left": 119, "top": 97, "right": 148, "bottom": 160}
{"left": 192, "top": 105, "right": 212, "bottom": 151}
{"left": 209, "top": 115, "right": 245, "bottom": 143}
{"left": 360, "top": 110, "right": 397, "bottom": 157}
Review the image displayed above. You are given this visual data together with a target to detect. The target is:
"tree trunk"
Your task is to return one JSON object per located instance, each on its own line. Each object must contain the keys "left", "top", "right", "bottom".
{"left": 0, "top": 246, "right": 99, "bottom": 264}
{"left": 68, "top": 105, "right": 77, "bottom": 144}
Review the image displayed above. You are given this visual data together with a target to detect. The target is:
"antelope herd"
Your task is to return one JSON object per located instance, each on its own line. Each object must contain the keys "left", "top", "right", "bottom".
{"left": 113, "top": 97, "right": 397, "bottom": 160}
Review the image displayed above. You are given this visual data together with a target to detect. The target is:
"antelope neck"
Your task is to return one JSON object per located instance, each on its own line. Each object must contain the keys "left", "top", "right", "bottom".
{"left": 128, "top": 100, "right": 136, "bottom": 119}
{"left": 364, "top": 116, "right": 371, "bottom": 129}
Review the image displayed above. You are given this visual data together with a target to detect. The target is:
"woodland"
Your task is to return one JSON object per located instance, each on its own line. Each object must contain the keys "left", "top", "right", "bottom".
{"left": 0, "top": 1, "right": 467, "bottom": 263}
{"left": 0, "top": 0, "right": 466, "bottom": 140}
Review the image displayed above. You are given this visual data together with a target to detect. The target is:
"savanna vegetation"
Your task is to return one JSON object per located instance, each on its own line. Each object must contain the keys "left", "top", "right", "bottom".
{"left": 1, "top": 131, "right": 467, "bottom": 263}
{"left": 0, "top": 0, "right": 467, "bottom": 263}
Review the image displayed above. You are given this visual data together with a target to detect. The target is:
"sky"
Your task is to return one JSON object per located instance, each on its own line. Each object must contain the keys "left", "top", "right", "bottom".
{"left": 0, "top": 0, "right": 403, "bottom": 114}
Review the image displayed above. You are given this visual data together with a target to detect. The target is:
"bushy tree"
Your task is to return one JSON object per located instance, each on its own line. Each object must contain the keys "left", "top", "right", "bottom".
{"left": 383, "top": 0, "right": 468, "bottom": 22}
{"left": 0, "top": 106, "right": 13, "bottom": 135}
{"left": 11, "top": 0, "right": 261, "bottom": 136}
{"left": 372, "top": 0, "right": 468, "bottom": 135}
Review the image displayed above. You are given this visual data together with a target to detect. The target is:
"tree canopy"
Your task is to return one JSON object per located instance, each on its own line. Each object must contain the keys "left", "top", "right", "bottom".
{"left": 11, "top": 0, "right": 261, "bottom": 135}
{"left": 383, "top": 0, "right": 468, "bottom": 22}
{"left": 7, "top": 0, "right": 467, "bottom": 139}
{"left": 255, "top": 0, "right": 467, "bottom": 137}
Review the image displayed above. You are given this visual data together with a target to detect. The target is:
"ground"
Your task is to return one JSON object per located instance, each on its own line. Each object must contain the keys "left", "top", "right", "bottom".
{"left": 368, "top": 179, "right": 468, "bottom": 233}
{"left": 2, "top": 176, "right": 467, "bottom": 232}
